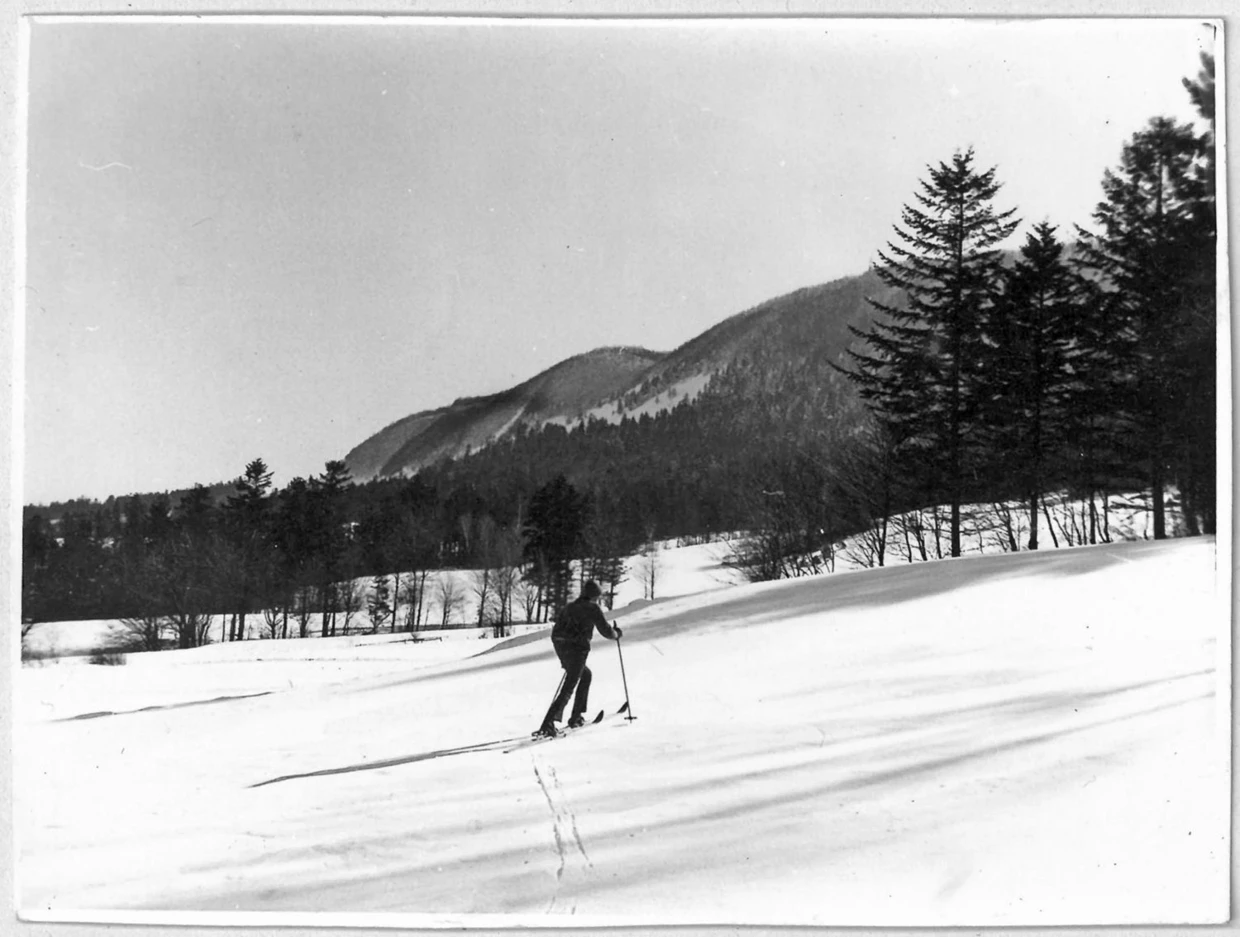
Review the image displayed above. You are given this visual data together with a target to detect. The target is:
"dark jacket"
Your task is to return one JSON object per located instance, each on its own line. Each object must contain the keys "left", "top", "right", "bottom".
{"left": 551, "top": 597, "right": 618, "bottom": 652}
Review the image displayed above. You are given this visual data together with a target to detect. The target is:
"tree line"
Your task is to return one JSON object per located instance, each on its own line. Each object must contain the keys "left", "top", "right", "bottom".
{"left": 831, "top": 53, "right": 1216, "bottom": 564}
{"left": 21, "top": 455, "right": 624, "bottom": 644}
{"left": 679, "top": 54, "right": 1215, "bottom": 582}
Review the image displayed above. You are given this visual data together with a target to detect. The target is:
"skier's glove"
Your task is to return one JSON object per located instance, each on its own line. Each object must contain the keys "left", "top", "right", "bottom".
{"left": 614, "top": 626, "right": 623, "bottom": 639}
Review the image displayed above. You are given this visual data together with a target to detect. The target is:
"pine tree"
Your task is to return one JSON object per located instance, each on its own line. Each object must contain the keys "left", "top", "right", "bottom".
{"left": 223, "top": 458, "right": 274, "bottom": 641}
{"left": 271, "top": 477, "right": 317, "bottom": 638}
{"left": 1056, "top": 265, "right": 1131, "bottom": 546}
{"left": 314, "top": 460, "right": 354, "bottom": 636}
{"left": 1075, "top": 116, "right": 1211, "bottom": 539}
{"left": 1175, "top": 52, "right": 1217, "bottom": 534}
{"left": 524, "top": 475, "right": 590, "bottom": 611}
{"left": 844, "top": 148, "right": 1019, "bottom": 556}
{"left": 981, "top": 222, "right": 1082, "bottom": 548}
{"left": 367, "top": 574, "right": 391, "bottom": 635}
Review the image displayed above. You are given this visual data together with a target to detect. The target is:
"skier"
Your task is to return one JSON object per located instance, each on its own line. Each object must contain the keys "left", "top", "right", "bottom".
{"left": 535, "top": 580, "right": 623, "bottom": 738}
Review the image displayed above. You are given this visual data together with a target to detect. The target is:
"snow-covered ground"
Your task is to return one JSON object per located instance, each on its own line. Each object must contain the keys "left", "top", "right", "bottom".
{"left": 14, "top": 534, "right": 1228, "bottom": 927}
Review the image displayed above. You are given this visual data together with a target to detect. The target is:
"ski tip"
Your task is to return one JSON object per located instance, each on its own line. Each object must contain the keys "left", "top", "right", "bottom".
{"left": 592, "top": 710, "right": 604, "bottom": 724}
{"left": 617, "top": 702, "right": 629, "bottom": 714}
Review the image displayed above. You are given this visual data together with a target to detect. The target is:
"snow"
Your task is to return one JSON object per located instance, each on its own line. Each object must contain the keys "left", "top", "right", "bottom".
{"left": 14, "top": 536, "right": 1229, "bottom": 927}
{"left": 541, "top": 372, "right": 715, "bottom": 431}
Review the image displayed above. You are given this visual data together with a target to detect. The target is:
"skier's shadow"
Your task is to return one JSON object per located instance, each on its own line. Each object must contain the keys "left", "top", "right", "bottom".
{"left": 249, "top": 735, "right": 528, "bottom": 789}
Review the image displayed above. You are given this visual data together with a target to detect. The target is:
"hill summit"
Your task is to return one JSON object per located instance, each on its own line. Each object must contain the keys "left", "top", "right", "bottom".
{"left": 344, "top": 267, "right": 893, "bottom": 482}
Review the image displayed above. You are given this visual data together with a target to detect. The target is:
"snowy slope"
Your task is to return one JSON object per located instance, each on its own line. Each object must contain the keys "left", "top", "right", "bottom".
{"left": 15, "top": 537, "right": 1228, "bottom": 927}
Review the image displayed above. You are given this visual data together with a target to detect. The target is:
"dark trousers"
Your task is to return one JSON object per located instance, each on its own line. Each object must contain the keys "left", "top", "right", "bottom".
{"left": 542, "top": 644, "right": 591, "bottom": 727}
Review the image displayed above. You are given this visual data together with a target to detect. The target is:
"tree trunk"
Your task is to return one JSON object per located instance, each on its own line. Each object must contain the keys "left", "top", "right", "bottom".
{"left": 1041, "top": 496, "right": 1060, "bottom": 548}
{"left": 1152, "top": 460, "right": 1167, "bottom": 540}
{"left": 1181, "top": 479, "right": 1200, "bottom": 536}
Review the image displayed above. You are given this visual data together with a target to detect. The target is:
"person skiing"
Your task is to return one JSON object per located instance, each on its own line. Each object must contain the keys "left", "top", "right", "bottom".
{"left": 535, "top": 580, "right": 622, "bottom": 738}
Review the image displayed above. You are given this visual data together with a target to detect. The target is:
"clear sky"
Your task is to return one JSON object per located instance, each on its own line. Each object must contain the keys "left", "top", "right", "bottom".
{"left": 21, "top": 16, "right": 1214, "bottom": 505}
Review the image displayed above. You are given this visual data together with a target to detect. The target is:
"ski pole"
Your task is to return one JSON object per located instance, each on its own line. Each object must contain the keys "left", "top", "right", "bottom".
{"left": 615, "top": 633, "right": 635, "bottom": 721}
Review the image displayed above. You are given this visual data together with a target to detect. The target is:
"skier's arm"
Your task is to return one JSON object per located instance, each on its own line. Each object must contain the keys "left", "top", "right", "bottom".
{"left": 592, "top": 607, "right": 622, "bottom": 640}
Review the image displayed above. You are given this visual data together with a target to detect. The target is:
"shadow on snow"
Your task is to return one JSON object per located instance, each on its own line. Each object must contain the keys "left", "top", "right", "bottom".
{"left": 58, "top": 691, "right": 274, "bottom": 722}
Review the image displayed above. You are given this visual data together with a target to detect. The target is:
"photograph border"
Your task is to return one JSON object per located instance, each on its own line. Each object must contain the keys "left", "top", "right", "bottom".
{"left": 2, "top": 3, "right": 1234, "bottom": 937}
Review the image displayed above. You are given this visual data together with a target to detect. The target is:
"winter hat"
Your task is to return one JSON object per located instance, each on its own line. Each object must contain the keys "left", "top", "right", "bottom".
{"left": 582, "top": 580, "right": 602, "bottom": 600}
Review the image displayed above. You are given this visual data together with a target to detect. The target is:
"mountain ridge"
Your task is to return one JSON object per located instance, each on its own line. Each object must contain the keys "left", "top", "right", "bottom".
{"left": 344, "top": 345, "right": 669, "bottom": 482}
{"left": 343, "top": 268, "right": 890, "bottom": 483}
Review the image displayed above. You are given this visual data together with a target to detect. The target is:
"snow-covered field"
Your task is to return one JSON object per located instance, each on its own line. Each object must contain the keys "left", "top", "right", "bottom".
{"left": 14, "top": 535, "right": 1229, "bottom": 927}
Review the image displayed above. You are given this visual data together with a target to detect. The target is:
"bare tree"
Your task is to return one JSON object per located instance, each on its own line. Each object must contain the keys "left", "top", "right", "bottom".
{"left": 990, "top": 501, "right": 1022, "bottom": 553}
{"left": 118, "top": 612, "right": 165, "bottom": 652}
{"left": 338, "top": 577, "right": 364, "bottom": 635}
{"left": 489, "top": 522, "right": 524, "bottom": 634}
{"left": 437, "top": 575, "right": 463, "bottom": 627}
{"left": 638, "top": 527, "right": 660, "bottom": 601}
{"left": 365, "top": 575, "right": 390, "bottom": 635}
{"left": 470, "top": 566, "right": 494, "bottom": 628}
{"left": 842, "top": 525, "right": 887, "bottom": 569}
{"left": 117, "top": 552, "right": 168, "bottom": 651}
{"left": 469, "top": 515, "right": 500, "bottom": 628}
{"left": 516, "top": 576, "right": 538, "bottom": 624}
{"left": 401, "top": 570, "right": 430, "bottom": 632}
{"left": 891, "top": 511, "right": 928, "bottom": 563}
{"left": 523, "top": 553, "right": 552, "bottom": 623}
{"left": 725, "top": 527, "right": 790, "bottom": 583}
{"left": 158, "top": 533, "right": 216, "bottom": 649}
{"left": 293, "top": 583, "right": 317, "bottom": 638}
{"left": 262, "top": 603, "right": 284, "bottom": 640}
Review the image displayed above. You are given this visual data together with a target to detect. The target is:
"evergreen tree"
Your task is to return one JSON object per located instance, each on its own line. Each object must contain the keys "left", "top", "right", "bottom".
{"left": 160, "top": 485, "right": 221, "bottom": 647}
{"left": 1075, "top": 116, "right": 1212, "bottom": 538}
{"left": 175, "top": 484, "right": 216, "bottom": 541}
{"left": 981, "top": 222, "right": 1082, "bottom": 548}
{"left": 314, "top": 460, "right": 354, "bottom": 636}
{"left": 1175, "top": 52, "right": 1217, "bottom": 534}
{"left": 844, "top": 148, "right": 1019, "bottom": 556}
{"left": 271, "top": 476, "right": 317, "bottom": 637}
{"left": 1054, "top": 264, "right": 1130, "bottom": 545}
{"left": 524, "top": 474, "right": 590, "bottom": 612}
{"left": 21, "top": 514, "right": 56, "bottom": 625}
{"left": 366, "top": 574, "right": 391, "bottom": 635}
{"left": 582, "top": 499, "right": 627, "bottom": 608}
{"left": 1182, "top": 52, "right": 1214, "bottom": 126}
{"left": 223, "top": 458, "right": 274, "bottom": 641}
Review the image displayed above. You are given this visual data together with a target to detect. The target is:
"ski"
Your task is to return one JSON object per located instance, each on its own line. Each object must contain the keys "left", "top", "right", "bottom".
{"left": 503, "top": 708, "right": 606, "bottom": 754}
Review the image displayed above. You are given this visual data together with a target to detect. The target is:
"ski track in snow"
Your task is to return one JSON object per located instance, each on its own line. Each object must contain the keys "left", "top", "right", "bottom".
{"left": 59, "top": 691, "right": 273, "bottom": 722}
{"left": 533, "top": 761, "right": 593, "bottom": 913}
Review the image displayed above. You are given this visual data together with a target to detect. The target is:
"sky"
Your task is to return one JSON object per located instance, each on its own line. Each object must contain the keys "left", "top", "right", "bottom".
{"left": 20, "top": 16, "right": 1215, "bottom": 505}
{"left": 16, "top": 532, "right": 1228, "bottom": 923}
